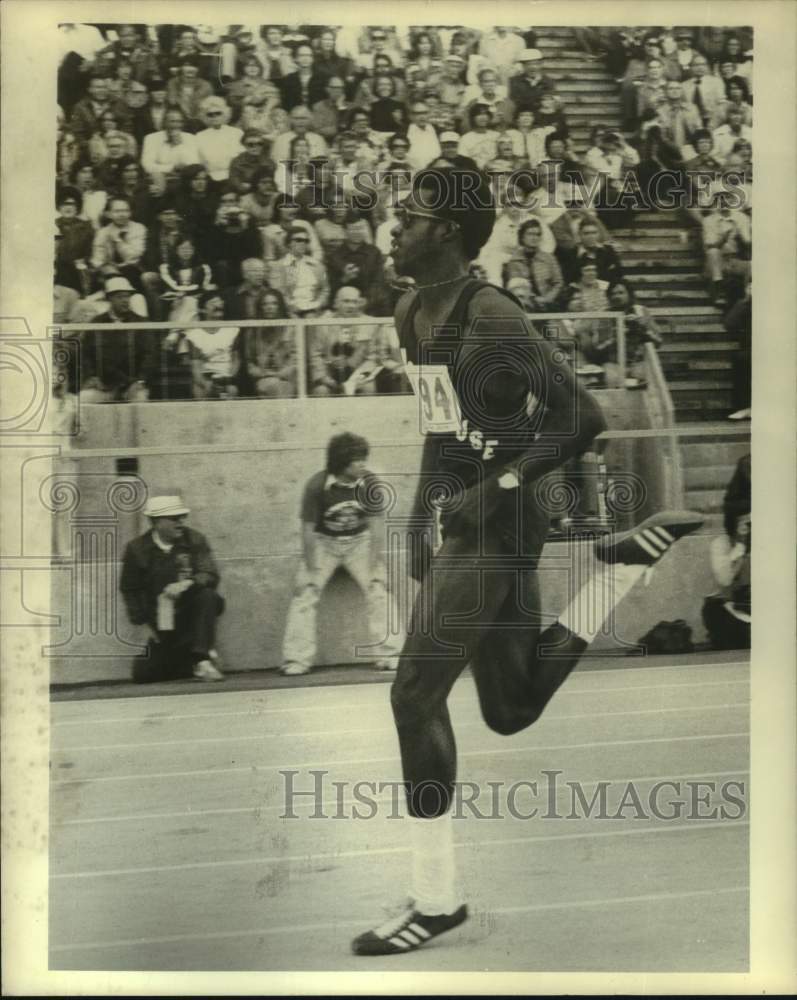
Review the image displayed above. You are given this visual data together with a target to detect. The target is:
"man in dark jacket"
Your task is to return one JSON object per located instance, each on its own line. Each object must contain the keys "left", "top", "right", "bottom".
{"left": 507, "top": 48, "right": 557, "bottom": 112}
{"left": 55, "top": 187, "right": 95, "bottom": 294}
{"left": 78, "top": 276, "right": 161, "bottom": 401}
{"left": 279, "top": 43, "right": 327, "bottom": 111}
{"left": 325, "top": 216, "right": 391, "bottom": 316}
{"left": 202, "top": 188, "right": 264, "bottom": 288}
{"left": 120, "top": 494, "right": 225, "bottom": 682}
{"left": 558, "top": 220, "right": 625, "bottom": 285}
{"left": 68, "top": 74, "right": 130, "bottom": 148}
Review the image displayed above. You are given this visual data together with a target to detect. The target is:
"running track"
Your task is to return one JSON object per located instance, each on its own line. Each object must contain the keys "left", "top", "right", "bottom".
{"left": 49, "top": 655, "right": 749, "bottom": 972}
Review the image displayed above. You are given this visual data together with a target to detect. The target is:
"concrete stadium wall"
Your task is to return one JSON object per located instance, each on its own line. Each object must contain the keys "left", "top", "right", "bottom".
{"left": 44, "top": 393, "right": 717, "bottom": 685}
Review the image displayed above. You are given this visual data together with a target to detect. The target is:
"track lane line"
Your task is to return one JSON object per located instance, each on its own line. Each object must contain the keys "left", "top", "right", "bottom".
{"left": 53, "top": 701, "right": 750, "bottom": 754}
{"left": 51, "top": 768, "right": 750, "bottom": 826}
{"left": 48, "top": 884, "right": 748, "bottom": 954}
{"left": 51, "top": 664, "right": 750, "bottom": 727}
{"left": 50, "top": 818, "right": 748, "bottom": 880}
{"left": 50, "top": 730, "right": 750, "bottom": 787}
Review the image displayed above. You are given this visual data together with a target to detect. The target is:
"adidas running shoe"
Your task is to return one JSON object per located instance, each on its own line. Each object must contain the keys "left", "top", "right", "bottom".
{"left": 352, "top": 901, "right": 468, "bottom": 956}
{"left": 595, "top": 510, "right": 704, "bottom": 567}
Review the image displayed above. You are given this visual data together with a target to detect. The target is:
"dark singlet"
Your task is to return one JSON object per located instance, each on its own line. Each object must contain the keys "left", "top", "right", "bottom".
{"left": 398, "top": 279, "right": 545, "bottom": 493}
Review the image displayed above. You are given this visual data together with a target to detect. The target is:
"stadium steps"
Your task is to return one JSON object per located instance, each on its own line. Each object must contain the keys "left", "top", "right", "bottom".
{"left": 548, "top": 90, "right": 622, "bottom": 104}
{"left": 536, "top": 27, "right": 587, "bottom": 45}
{"left": 678, "top": 426, "right": 750, "bottom": 513}
{"left": 611, "top": 216, "right": 733, "bottom": 421}
{"left": 535, "top": 25, "right": 624, "bottom": 151}
{"left": 535, "top": 26, "right": 737, "bottom": 426}
{"left": 659, "top": 331, "right": 730, "bottom": 346}
{"left": 684, "top": 488, "right": 726, "bottom": 514}
{"left": 555, "top": 80, "right": 622, "bottom": 94}
{"left": 611, "top": 228, "right": 692, "bottom": 239}
{"left": 666, "top": 380, "right": 734, "bottom": 420}
{"left": 656, "top": 324, "right": 741, "bottom": 423}
{"left": 633, "top": 288, "right": 710, "bottom": 302}
{"left": 633, "top": 211, "right": 688, "bottom": 225}
{"left": 647, "top": 306, "right": 725, "bottom": 317}
{"left": 659, "top": 341, "right": 739, "bottom": 361}
{"left": 684, "top": 464, "right": 741, "bottom": 491}
{"left": 625, "top": 273, "right": 704, "bottom": 285}
{"left": 623, "top": 256, "right": 704, "bottom": 271}
{"left": 623, "top": 244, "right": 699, "bottom": 256}
{"left": 651, "top": 317, "right": 730, "bottom": 342}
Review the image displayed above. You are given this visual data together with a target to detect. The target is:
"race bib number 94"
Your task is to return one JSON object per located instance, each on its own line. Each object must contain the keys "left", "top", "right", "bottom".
{"left": 405, "top": 363, "right": 464, "bottom": 434}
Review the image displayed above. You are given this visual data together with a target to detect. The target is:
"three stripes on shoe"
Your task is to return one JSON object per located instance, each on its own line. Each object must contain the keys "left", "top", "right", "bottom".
{"left": 374, "top": 915, "right": 432, "bottom": 950}
{"left": 632, "top": 524, "right": 677, "bottom": 561}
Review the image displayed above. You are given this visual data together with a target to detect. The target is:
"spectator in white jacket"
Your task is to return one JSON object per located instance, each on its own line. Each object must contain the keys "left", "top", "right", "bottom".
{"left": 712, "top": 107, "right": 752, "bottom": 164}
{"left": 195, "top": 97, "right": 244, "bottom": 182}
{"left": 701, "top": 193, "right": 752, "bottom": 306}
{"left": 681, "top": 56, "right": 726, "bottom": 129}
{"left": 584, "top": 128, "right": 640, "bottom": 181}
{"left": 406, "top": 101, "right": 441, "bottom": 170}
{"left": 270, "top": 105, "right": 328, "bottom": 165}
{"left": 476, "top": 27, "right": 527, "bottom": 85}
{"left": 458, "top": 103, "right": 500, "bottom": 169}
{"left": 140, "top": 109, "right": 200, "bottom": 181}
{"left": 476, "top": 200, "right": 556, "bottom": 285}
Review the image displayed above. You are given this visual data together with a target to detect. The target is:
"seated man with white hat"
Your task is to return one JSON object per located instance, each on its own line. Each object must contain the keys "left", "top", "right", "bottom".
{"left": 78, "top": 275, "right": 154, "bottom": 403}
{"left": 120, "top": 494, "right": 225, "bottom": 682}
{"left": 508, "top": 48, "right": 558, "bottom": 113}
{"left": 434, "top": 131, "right": 479, "bottom": 172}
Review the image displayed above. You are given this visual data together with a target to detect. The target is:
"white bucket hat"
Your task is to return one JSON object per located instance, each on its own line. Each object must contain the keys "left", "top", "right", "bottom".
{"left": 144, "top": 495, "right": 191, "bottom": 518}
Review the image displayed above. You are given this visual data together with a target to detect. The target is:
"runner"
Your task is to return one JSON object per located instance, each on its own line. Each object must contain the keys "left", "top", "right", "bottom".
{"left": 352, "top": 165, "right": 703, "bottom": 955}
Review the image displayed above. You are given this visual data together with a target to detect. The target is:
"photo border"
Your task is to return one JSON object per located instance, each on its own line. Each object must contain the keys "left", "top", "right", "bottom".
{"left": 1, "top": 0, "right": 794, "bottom": 994}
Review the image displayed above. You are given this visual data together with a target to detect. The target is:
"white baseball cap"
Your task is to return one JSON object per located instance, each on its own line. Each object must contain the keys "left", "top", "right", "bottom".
{"left": 518, "top": 48, "right": 543, "bottom": 62}
{"left": 439, "top": 131, "right": 461, "bottom": 144}
{"left": 144, "top": 495, "right": 191, "bottom": 518}
{"left": 104, "top": 276, "right": 135, "bottom": 294}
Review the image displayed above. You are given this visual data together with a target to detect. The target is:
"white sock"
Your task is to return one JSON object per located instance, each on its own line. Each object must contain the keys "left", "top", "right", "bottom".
{"left": 408, "top": 811, "right": 458, "bottom": 916}
{"left": 559, "top": 562, "right": 646, "bottom": 643}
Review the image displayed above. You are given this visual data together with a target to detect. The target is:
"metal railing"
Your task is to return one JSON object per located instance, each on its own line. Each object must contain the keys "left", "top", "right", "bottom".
{"left": 644, "top": 340, "right": 684, "bottom": 507}
{"left": 55, "top": 311, "right": 630, "bottom": 401}
{"left": 529, "top": 310, "right": 627, "bottom": 377}
{"left": 55, "top": 316, "right": 405, "bottom": 401}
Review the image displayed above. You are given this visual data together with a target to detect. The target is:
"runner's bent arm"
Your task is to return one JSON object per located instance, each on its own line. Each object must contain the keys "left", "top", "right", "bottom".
{"left": 462, "top": 286, "right": 606, "bottom": 487}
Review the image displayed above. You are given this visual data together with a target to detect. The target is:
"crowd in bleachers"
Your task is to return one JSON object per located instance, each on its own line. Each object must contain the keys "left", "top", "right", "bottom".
{"left": 54, "top": 23, "right": 753, "bottom": 401}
